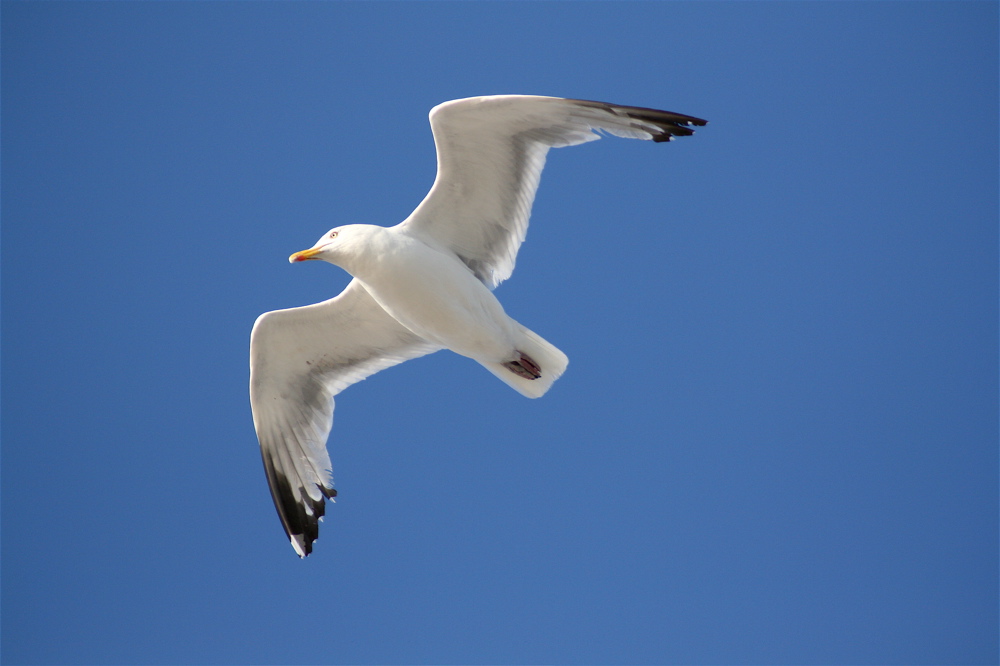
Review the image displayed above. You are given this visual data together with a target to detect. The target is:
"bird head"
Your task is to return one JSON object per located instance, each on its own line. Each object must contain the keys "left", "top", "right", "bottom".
{"left": 289, "top": 227, "right": 346, "bottom": 264}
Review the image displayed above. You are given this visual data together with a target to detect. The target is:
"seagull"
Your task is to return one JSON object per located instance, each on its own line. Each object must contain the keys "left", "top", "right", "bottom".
{"left": 250, "top": 95, "right": 707, "bottom": 557}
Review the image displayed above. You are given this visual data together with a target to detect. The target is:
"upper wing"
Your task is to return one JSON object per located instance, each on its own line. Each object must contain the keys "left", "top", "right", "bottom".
{"left": 250, "top": 279, "right": 440, "bottom": 556}
{"left": 399, "top": 95, "right": 707, "bottom": 288}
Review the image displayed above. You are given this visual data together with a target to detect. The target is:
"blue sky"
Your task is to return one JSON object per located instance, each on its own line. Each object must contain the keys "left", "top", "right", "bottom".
{"left": 2, "top": 2, "right": 996, "bottom": 664}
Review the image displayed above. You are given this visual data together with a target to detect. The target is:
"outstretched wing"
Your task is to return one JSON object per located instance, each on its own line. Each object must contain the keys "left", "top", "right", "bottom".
{"left": 250, "top": 279, "right": 440, "bottom": 556}
{"left": 399, "top": 95, "right": 707, "bottom": 288}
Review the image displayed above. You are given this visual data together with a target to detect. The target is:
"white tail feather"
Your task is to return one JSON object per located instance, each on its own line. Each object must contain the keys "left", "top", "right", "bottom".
{"left": 479, "top": 325, "right": 568, "bottom": 398}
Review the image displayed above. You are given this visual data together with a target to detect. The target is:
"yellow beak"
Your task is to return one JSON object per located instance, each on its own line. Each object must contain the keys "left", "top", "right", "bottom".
{"left": 289, "top": 247, "right": 324, "bottom": 263}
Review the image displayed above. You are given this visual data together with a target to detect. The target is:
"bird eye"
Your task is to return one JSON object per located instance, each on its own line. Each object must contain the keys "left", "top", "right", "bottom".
{"left": 329, "top": 231, "right": 338, "bottom": 239}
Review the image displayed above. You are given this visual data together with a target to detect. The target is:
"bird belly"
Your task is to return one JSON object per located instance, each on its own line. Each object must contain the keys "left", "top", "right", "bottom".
{"left": 357, "top": 248, "right": 518, "bottom": 362}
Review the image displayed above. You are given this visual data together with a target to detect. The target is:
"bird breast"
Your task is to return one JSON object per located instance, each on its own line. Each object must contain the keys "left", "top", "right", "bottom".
{"left": 352, "top": 232, "right": 519, "bottom": 361}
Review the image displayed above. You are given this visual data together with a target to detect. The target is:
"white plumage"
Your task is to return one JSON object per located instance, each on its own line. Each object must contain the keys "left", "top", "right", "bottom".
{"left": 250, "top": 95, "right": 706, "bottom": 556}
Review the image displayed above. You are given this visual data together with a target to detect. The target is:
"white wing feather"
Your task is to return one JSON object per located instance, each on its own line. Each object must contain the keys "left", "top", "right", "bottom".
{"left": 400, "top": 95, "right": 707, "bottom": 288}
{"left": 250, "top": 279, "right": 440, "bottom": 556}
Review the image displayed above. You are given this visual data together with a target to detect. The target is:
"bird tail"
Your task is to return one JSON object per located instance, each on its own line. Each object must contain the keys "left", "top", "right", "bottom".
{"left": 479, "top": 324, "right": 569, "bottom": 399}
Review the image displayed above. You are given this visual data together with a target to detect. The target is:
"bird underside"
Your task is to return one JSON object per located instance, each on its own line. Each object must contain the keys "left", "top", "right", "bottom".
{"left": 503, "top": 351, "right": 542, "bottom": 379}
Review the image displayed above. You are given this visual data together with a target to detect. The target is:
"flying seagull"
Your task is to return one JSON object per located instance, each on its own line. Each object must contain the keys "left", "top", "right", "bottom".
{"left": 250, "top": 95, "right": 707, "bottom": 557}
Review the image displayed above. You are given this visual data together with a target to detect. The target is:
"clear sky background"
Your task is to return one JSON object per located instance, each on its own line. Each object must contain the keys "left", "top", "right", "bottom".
{"left": 2, "top": 2, "right": 997, "bottom": 665}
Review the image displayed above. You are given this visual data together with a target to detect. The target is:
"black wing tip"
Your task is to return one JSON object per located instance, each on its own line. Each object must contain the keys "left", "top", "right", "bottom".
{"left": 262, "top": 449, "right": 337, "bottom": 557}
{"left": 286, "top": 484, "right": 335, "bottom": 557}
{"left": 568, "top": 97, "right": 708, "bottom": 141}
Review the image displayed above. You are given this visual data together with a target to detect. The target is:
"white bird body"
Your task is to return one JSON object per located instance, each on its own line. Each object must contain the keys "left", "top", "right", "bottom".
{"left": 250, "top": 95, "right": 706, "bottom": 556}
{"left": 329, "top": 224, "right": 521, "bottom": 363}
